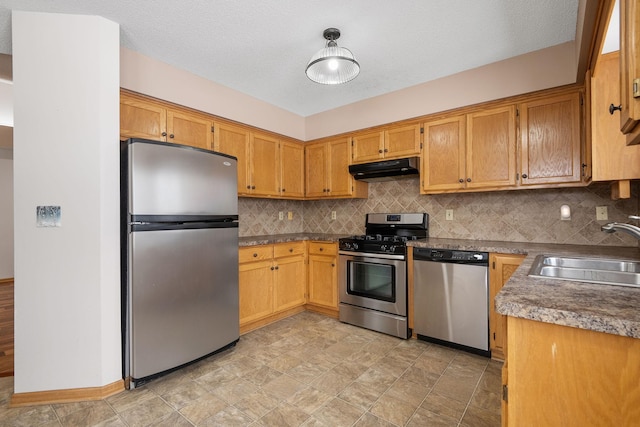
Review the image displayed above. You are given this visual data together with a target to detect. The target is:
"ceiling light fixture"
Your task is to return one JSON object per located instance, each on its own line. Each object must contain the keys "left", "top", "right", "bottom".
{"left": 305, "top": 28, "right": 360, "bottom": 85}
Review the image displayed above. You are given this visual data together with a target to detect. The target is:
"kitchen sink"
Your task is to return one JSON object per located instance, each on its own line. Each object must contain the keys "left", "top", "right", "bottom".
{"left": 528, "top": 254, "right": 640, "bottom": 288}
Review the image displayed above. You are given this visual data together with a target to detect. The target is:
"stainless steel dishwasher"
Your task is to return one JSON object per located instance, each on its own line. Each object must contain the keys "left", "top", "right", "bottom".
{"left": 413, "top": 248, "right": 490, "bottom": 357}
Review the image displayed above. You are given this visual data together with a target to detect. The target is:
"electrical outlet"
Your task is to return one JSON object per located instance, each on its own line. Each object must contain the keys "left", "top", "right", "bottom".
{"left": 331, "top": 211, "right": 337, "bottom": 220}
{"left": 596, "top": 206, "right": 608, "bottom": 221}
{"left": 446, "top": 209, "right": 454, "bottom": 221}
{"left": 278, "top": 211, "right": 284, "bottom": 221}
{"left": 287, "top": 211, "right": 293, "bottom": 220}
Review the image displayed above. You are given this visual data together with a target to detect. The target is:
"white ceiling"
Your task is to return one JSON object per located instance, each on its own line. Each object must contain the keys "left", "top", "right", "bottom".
{"left": 0, "top": 0, "right": 579, "bottom": 117}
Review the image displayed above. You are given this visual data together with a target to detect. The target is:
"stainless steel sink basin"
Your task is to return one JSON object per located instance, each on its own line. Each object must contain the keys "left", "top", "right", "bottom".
{"left": 528, "top": 255, "right": 640, "bottom": 288}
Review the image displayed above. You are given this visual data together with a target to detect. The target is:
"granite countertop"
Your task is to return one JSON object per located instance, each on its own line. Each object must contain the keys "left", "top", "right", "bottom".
{"left": 239, "top": 233, "right": 347, "bottom": 247}
{"left": 408, "top": 238, "right": 640, "bottom": 339}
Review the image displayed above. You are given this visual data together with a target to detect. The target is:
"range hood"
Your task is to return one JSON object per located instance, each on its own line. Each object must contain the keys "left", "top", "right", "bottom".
{"left": 349, "top": 157, "right": 420, "bottom": 182}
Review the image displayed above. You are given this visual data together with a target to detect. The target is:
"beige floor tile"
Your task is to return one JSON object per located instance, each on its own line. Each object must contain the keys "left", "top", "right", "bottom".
{"left": 57, "top": 401, "right": 119, "bottom": 427}
{"left": 460, "top": 405, "right": 501, "bottom": 427}
{"left": 354, "top": 368, "right": 397, "bottom": 395}
{"left": 286, "top": 386, "right": 333, "bottom": 414}
{"left": 145, "top": 410, "right": 192, "bottom": 427}
{"left": 160, "top": 380, "right": 210, "bottom": 409}
{"left": 311, "top": 397, "right": 364, "bottom": 427}
{"left": 369, "top": 393, "right": 418, "bottom": 426}
{"left": 243, "top": 365, "right": 283, "bottom": 386}
{"left": 261, "top": 374, "right": 308, "bottom": 401}
{"left": 178, "top": 393, "right": 228, "bottom": 425}
{"left": 0, "top": 405, "right": 60, "bottom": 427}
{"left": 199, "top": 404, "right": 255, "bottom": 426}
{"left": 421, "top": 391, "right": 467, "bottom": 420}
{"left": 384, "top": 377, "right": 430, "bottom": 407}
{"left": 234, "top": 389, "right": 280, "bottom": 419}
{"left": 352, "top": 412, "right": 396, "bottom": 427}
{"left": 470, "top": 388, "right": 501, "bottom": 413}
{"left": 118, "top": 395, "right": 175, "bottom": 427}
{"left": 337, "top": 381, "right": 384, "bottom": 411}
{"left": 407, "top": 406, "right": 459, "bottom": 427}
{"left": 432, "top": 372, "right": 479, "bottom": 403}
{"left": 210, "top": 376, "right": 260, "bottom": 404}
{"left": 257, "top": 401, "right": 310, "bottom": 426}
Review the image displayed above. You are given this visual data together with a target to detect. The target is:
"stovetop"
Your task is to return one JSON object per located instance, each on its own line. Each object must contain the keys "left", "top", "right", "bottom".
{"left": 339, "top": 213, "right": 429, "bottom": 256}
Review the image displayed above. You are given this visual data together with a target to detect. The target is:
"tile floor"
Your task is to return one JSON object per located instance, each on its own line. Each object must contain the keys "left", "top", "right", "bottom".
{"left": 0, "top": 312, "right": 502, "bottom": 426}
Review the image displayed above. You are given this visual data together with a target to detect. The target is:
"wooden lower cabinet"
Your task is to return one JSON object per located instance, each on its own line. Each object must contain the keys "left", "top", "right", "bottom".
{"left": 489, "top": 253, "right": 525, "bottom": 360}
{"left": 238, "top": 242, "right": 306, "bottom": 332}
{"left": 504, "top": 316, "right": 640, "bottom": 426}
{"left": 306, "top": 242, "right": 339, "bottom": 316}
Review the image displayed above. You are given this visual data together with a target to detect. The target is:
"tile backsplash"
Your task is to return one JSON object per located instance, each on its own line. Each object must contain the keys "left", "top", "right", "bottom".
{"left": 240, "top": 179, "right": 640, "bottom": 247}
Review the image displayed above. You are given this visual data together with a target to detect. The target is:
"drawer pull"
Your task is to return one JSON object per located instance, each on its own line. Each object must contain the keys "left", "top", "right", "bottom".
{"left": 253, "top": 253, "right": 258, "bottom": 257}
{"left": 289, "top": 248, "right": 293, "bottom": 252}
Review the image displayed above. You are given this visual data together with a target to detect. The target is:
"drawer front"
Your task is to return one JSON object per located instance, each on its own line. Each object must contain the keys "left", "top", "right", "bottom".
{"left": 308, "top": 241, "right": 337, "bottom": 256}
{"left": 273, "top": 241, "right": 305, "bottom": 258}
{"left": 239, "top": 245, "right": 273, "bottom": 263}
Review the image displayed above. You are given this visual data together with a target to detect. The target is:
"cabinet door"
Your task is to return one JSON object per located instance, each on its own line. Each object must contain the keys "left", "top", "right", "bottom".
{"left": 352, "top": 131, "right": 384, "bottom": 163}
{"left": 274, "top": 254, "right": 306, "bottom": 312}
{"left": 166, "top": 110, "right": 213, "bottom": 150}
{"left": 239, "top": 259, "right": 274, "bottom": 325}
{"left": 214, "top": 123, "right": 250, "bottom": 194}
{"left": 591, "top": 52, "right": 640, "bottom": 181}
{"left": 327, "top": 137, "right": 354, "bottom": 197}
{"left": 280, "top": 140, "right": 305, "bottom": 198}
{"left": 308, "top": 254, "right": 337, "bottom": 309}
{"left": 120, "top": 96, "right": 167, "bottom": 141}
{"left": 250, "top": 132, "right": 280, "bottom": 196}
{"left": 619, "top": 0, "right": 640, "bottom": 145}
{"left": 489, "top": 253, "right": 525, "bottom": 361}
{"left": 519, "top": 92, "right": 582, "bottom": 185}
{"left": 305, "top": 142, "right": 328, "bottom": 198}
{"left": 422, "top": 116, "right": 466, "bottom": 192}
{"left": 467, "top": 105, "right": 517, "bottom": 189}
{"left": 384, "top": 124, "right": 421, "bottom": 159}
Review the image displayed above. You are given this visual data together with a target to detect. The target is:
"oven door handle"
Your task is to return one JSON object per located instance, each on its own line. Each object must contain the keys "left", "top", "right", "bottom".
{"left": 338, "top": 250, "right": 406, "bottom": 261}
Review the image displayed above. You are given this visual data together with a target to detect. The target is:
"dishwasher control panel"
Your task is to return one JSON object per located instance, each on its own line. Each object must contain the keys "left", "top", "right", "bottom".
{"left": 413, "top": 248, "right": 489, "bottom": 264}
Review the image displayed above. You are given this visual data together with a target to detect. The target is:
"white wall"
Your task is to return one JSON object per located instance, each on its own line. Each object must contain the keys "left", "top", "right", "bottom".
{"left": 12, "top": 11, "right": 121, "bottom": 393}
{"left": 0, "top": 150, "right": 13, "bottom": 279}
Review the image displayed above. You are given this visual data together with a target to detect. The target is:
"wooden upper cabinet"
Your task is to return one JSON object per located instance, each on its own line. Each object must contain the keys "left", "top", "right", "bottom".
{"left": 591, "top": 52, "right": 640, "bottom": 181}
{"left": 305, "top": 137, "right": 367, "bottom": 199}
{"left": 280, "top": 139, "right": 305, "bottom": 198}
{"left": 519, "top": 92, "right": 582, "bottom": 185}
{"left": 305, "top": 142, "right": 328, "bottom": 198}
{"left": 421, "top": 106, "right": 515, "bottom": 193}
{"left": 385, "top": 124, "right": 422, "bottom": 158}
{"left": 619, "top": 0, "right": 640, "bottom": 145}
{"left": 352, "top": 131, "right": 384, "bottom": 163}
{"left": 120, "top": 95, "right": 167, "bottom": 141}
{"left": 166, "top": 110, "right": 213, "bottom": 150}
{"left": 120, "top": 92, "right": 213, "bottom": 149}
{"left": 213, "top": 122, "right": 250, "bottom": 194}
{"left": 467, "top": 105, "right": 517, "bottom": 189}
{"left": 352, "top": 124, "right": 421, "bottom": 163}
{"left": 250, "top": 132, "right": 280, "bottom": 197}
{"left": 421, "top": 115, "right": 466, "bottom": 192}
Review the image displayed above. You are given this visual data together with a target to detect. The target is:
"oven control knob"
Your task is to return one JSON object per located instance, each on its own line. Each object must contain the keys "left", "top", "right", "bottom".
{"left": 353, "top": 243, "right": 359, "bottom": 250}
{"left": 473, "top": 254, "right": 483, "bottom": 260}
{"left": 389, "top": 245, "right": 396, "bottom": 253}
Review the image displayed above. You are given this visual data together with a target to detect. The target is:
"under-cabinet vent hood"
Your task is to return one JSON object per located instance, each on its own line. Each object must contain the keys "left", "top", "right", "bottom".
{"left": 349, "top": 157, "right": 420, "bottom": 182}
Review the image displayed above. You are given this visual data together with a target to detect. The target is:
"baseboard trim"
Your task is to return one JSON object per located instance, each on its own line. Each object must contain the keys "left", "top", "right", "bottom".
{"left": 0, "top": 278, "right": 14, "bottom": 285}
{"left": 239, "top": 305, "right": 306, "bottom": 335}
{"left": 304, "top": 304, "right": 339, "bottom": 318}
{"left": 10, "top": 379, "right": 125, "bottom": 407}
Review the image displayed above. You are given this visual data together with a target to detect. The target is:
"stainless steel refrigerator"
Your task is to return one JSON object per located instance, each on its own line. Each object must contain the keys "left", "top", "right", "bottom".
{"left": 121, "top": 138, "right": 239, "bottom": 389}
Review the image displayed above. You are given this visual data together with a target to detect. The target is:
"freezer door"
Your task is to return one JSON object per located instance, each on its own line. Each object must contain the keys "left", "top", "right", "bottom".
{"left": 127, "top": 139, "right": 237, "bottom": 216}
{"left": 128, "top": 226, "right": 239, "bottom": 380}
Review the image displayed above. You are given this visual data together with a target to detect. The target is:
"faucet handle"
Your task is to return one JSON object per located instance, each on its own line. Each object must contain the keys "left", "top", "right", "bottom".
{"left": 629, "top": 215, "right": 640, "bottom": 221}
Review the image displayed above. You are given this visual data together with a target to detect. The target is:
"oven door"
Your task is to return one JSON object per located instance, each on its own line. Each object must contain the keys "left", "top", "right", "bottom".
{"left": 338, "top": 251, "right": 406, "bottom": 316}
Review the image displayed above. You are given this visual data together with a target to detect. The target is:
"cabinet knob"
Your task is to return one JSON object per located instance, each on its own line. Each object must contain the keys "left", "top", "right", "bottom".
{"left": 319, "top": 247, "right": 323, "bottom": 251}
{"left": 253, "top": 253, "right": 258, "bottom": 257}
{"left": 522, "top": 174, "right": 528, "bottom": 179}
{"left": 609, "top": 104, "right": 622, "bottom": 115}
{"left": 252, "top": 185, "right": 256, "bottom": 189}
{"left": 384, "top": 149, "right": 388, "bottom": 153}
{"left": 459, "top": 179, "right": 464, "bottom": 183}
{"left": 161, "top": 132, "right": 167, "bottom": 137}
{"left": 275, "top": 266, "right": 279, "bottom": 270}
{"left": 331, "top": 263, "right": 335, "bottom": 267}
{"left": 289, "top": 248, "right": 293, "bottom": 252}
{"left": 169, "top": 134, "right": 174, "bottom": 138}
{"left": 466, "top": 178, "right": 471, "bottom": 182}
{"left": 282, "top": 188, "right": 286, "bottom": 192}
{"left": 247, "top": 185, "right": 251, "bottom": 189}
{"left": 378, "top": 149, "right": 383, "bottom": 153}
{"left": 271, "top": 266, "right": 274, "bottom": 270}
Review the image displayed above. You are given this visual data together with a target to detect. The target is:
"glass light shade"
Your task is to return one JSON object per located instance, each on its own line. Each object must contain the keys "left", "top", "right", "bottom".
{"left": 305, "top": 43, "right": 360, "bottom": 85}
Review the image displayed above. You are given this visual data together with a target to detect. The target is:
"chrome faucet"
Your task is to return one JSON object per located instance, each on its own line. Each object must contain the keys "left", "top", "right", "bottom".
{"left": 601, "top": 216, "right": 640, "bottom": 240}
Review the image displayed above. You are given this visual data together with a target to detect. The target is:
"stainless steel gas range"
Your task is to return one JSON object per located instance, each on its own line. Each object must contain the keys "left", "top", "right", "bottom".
{"left": 338, "top": 213, "right": 428, "bottom": 339}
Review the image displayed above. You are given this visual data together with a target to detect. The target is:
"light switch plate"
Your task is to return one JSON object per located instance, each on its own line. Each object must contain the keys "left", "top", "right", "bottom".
{"left": 278, "top": 211, "right": 284, "bottom": 221}
{"left": 446, "top": 209, "right": 454, "bottom": 221}
{"left": 596, "top": 206, "right": 608, "bottom": 221}
{"left": 331, "top": 211, "right": 337, "bottom": 220}
{"left": 287, "top": 211, "right": 293, "bottom": 220}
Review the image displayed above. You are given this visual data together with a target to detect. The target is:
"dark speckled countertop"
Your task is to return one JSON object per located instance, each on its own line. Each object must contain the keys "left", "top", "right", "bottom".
{"left": 239, "top": 233, "right": 347, "bottom": 247}
{"left": 408, "top": 238, "right": 640, "bottom": 339}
